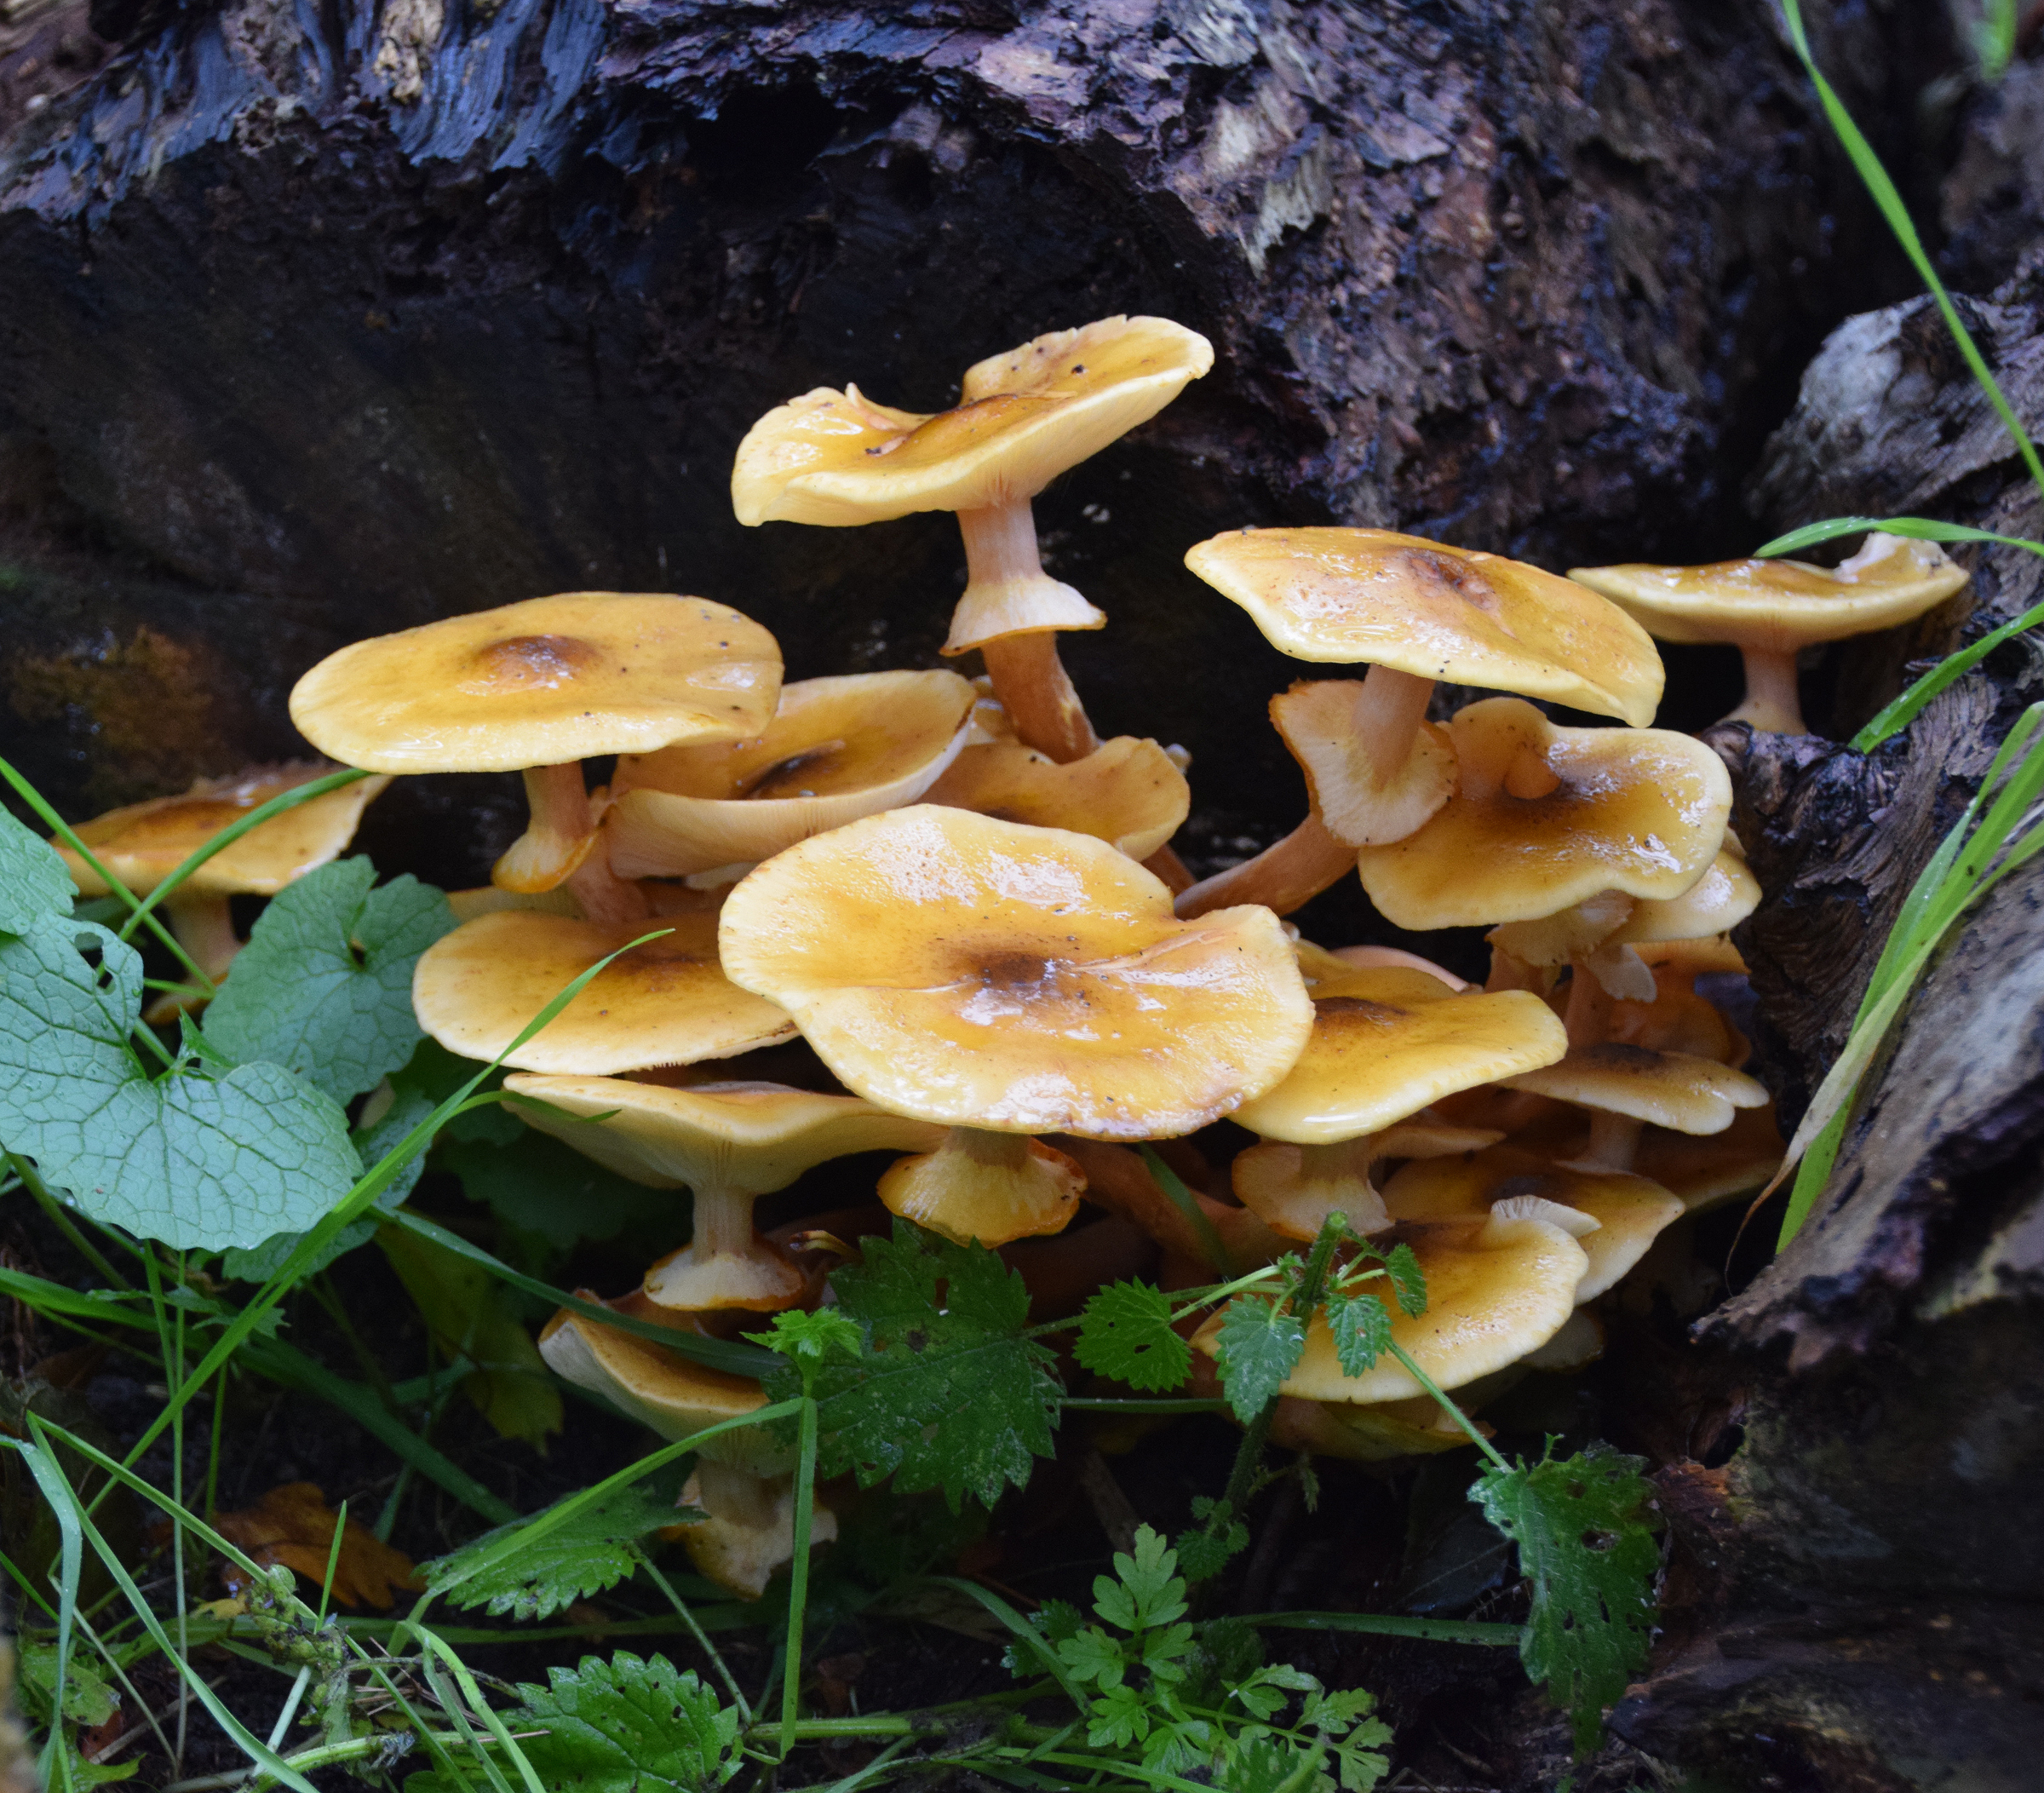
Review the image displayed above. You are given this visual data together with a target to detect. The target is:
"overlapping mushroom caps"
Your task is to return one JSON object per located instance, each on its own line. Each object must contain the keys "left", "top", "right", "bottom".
{"left": 55, "top": 762, "right": 390, "bottom": 1004}
{"left": 718, "top": 805, "right": 1313, "bottom": 1242}
{"left": 1570, "top": 532, "right": 1969, "bottom": 735}
{"left": 731, "top": 317, "right": 1212, "bottom": 764}
{"left": 922, "top": 736, "right": 1190, "bottom": 864}
{"left": 290, "top": 593, "right": 782, "bottom": 921}
{"left": 1177, "top": 527, "right": 1662, "bottom": 918}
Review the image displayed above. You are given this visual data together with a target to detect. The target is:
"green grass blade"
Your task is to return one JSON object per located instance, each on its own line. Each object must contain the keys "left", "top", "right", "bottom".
{"left": 1244, "top": 1611, "right": 1525, "bottom": 1646}
{"left": 779, "top": 1395, "right": 820, "bottom": 1756}
{"left": 1137, "top": 1146, "right": 1235, "bottom": 1275}
{"left": 0, "top": 1267, "right": 158, "bottom": 1334}
{"left": 921, "top": 1577, "right": 1083, "bottom": 1707}
{"left": 9, "top": 1437, "right": 83, "bottom": 1790}
{"left": 1754, "top": 517, "right": 2044, "bottom": 560}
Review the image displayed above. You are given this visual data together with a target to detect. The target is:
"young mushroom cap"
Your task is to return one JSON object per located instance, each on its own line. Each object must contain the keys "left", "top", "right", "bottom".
{"left": 413, "top": 911, "right": 795, "bottom": 1075}
{"left": 1192, "top": 1210, "right": 1590, "bottom": 1402}
{"left": 1570, "top": 534, "right": 1969, "bottom": 734}
{"left": 1382, "top": 1145, "right": 1685, "bottom": 1302}
{"left": 1500, "top": 1041, "right": 1769, "bottom": 1134}
{"left": 717, "top": 806, "right": 1313, "bottom": 1138}
{"left": 1632, "top": 1103, "right": 1786, "bottom": 1213}
{"left": 1357, "top": 698, "right": 1732, "bottom": 929}
{"left": 606, "top": 670, "right": 976, "bottom": 877}
{"left": 1608, "top": 848, "right": 1760, "bottom": 947}
{"left": 877, "top": 1129, "right": 1084, "bottom": 1246}
{"left": 1632, "top": 935, "right": 1748, "bottom": 988}
{"left": 669, "top": 1462, "right": 839, "bottom": 1601}
{"left": 922, "top": 737, "right": 1191, "bottom": 863}
{"left": 290, "top": 593, "right": 783, "bottom": 773}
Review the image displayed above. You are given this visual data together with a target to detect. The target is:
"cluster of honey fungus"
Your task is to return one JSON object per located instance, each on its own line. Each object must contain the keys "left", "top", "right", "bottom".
{"left": 55, "top": 317, "right": 1972, "bottom": 1598}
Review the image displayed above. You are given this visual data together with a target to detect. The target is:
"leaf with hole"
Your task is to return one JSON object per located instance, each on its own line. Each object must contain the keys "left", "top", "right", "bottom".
{"left": 1074, "top": 1280, "right": 1191, "bottom": 1393}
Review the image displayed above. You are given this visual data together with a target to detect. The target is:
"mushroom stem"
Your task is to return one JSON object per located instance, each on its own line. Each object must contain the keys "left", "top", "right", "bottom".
{"left": 1729, "top": 646, "right": 1806, "bottom": 736}
{"left": 165, "top": 891, "right": 243, "bottom": 984}
{"left": 1582, "top": 1110, "right": 1645, "bottom": 1171}
{"left": 959, "top": 503, "right": 1101, "bottom": 763}
{"left": 1349, "top": 666, "right": 1436, "bottom": 788}
{"left": 1140, "top": 842, "right": 1196, "bottom": 894}
{"left": 645, "top": 1181, "right": 805, "bottom": 1312}
{"left": 1174, "top": 813, "right": 1357, "bottom": 920}
{"left": 1485, "top": 945, "right": 1546, "bottom": 995}
{"left": 1234, "top": 1135, "right": 1391, "bottom": 1239}
{"left": 1565, "top": 966, "right": 1614, "bottom": 1049}
{"left": 496, "top": 763, "right": 599, "bottom": 892}
{"left": 690, "top": 1183, "right": 755, "bottom": 1260}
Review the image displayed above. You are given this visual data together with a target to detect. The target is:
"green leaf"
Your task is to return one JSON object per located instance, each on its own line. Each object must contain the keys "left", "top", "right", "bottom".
{"left": 204, "top": 859, "right": 455, "bottom": 1106}
{"left": 747, "top": 1307, "right": 863, "bottom": 1366}
{"left": 1094, "top": 1526, "right": 1189, "bottom": 1633}
{"left": 1058, "top": 1626, "right": 1130, "bottom": 1692}
{"left": 1075, "top": 1280, "right": 1192, "bottom": 1393}
{"left": 421, "top": 1465, "right": 694, "bottom": 1620}
{"left": 1214, "top": 1296, "right": 1305, "bottom": 1422}
{"left": 16, "top": 1641, "right": 119, "bottom": 1726}
{"left": 0, "top": 807, "right": 76, "bottom": 933}
{"left": 1471, "top": 1442, "right": 1662, "bottom": 1756}
{"left": 1179, "top": 1497, "right": 1249, "bottom": 1584}
{"left": 0, "top": 917, "right": 359, "bottom": 1249}
{"left": 1324, "top": 1293, "right": 1392, "bottom": 1377}
{"left": 1381, "top": 1244, "right": 1426, "bottom": 1317}
{"left": 436, "top": 1127, "right": 672, "bottom": 1251}
{"left": 771, "top": 1221, "right": 1061, "bottom": 1510}
{"left": 1084, "top": 1681, "right": 1152, "bottom": 1748}
{"left": 405, "top": 1652, "right": 740, "bottom": 1793}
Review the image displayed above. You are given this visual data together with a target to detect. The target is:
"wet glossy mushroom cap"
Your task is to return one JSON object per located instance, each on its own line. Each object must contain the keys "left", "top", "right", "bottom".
{"left": 1357, "top": 698, "right": 1732, "bottom": 929}
{"left": 414, "top": 910, "right": 794, "bottom": 1075}
{"left": 59, "top": 763, "right": 391, "bottom": 896}
{"left": 290, "top": 593, "right": 783, "bottom": 773}
{"left": 1569, "top": 532, "right": 1969, "bottom": 654}
{"left": 718, "top": 806, "right": 1313, "bottom": 1138}
{"left": 1632, "top": 935, "right": 1748, "bottom": 987}
{"left": 731, "top": 317, "right": 1213, "bottom": 535}
{"left": 1609, "top": 848, "right": 1760, "bottom": 946}
{"left": 1501, "top": 1041, "right": 1768, "bottom": 1134}
{"left": 878, "top": 1129, "right": 1084, "bottom": 1246}
{"left": 1232, "top": 965, "right": 1568, "bottom": 1145}
{"left": 1269, "top": 678, "right": 1457, "bottom": 848}
{"left": 1607, "top": 974, "right": 1749, "bottom": 1066}
{"left": 922, "top": 737, "right": 1190, "bottom": 863}
{"left": 606, "top": 671, "right": 977, "bottom": 877}
{"left": 1192, "top": 1209, "right": 1589, "bottom": 1401}
{"left": 1383, "top": 1145, "right": 1685, "bottom": 1301}
{"left": 1184, "top": 527, "right": 1663, "bottom": 726}
{"left": 1633, "top": 1103, "right": 1785, "bottom": 1212}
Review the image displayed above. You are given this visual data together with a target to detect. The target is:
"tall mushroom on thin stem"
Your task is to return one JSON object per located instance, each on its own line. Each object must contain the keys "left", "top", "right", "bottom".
{"left": 1569, "top": 532, "right": 1969, "bottom": 736}
{"left": 729, "top": 316, "right": 1213, "bottom": 767}
{"left": 290, "top": 591, "right": 783, "bottom": 925}
{"left": 1176, "top": 528, "right": 1663, "bottom": 919}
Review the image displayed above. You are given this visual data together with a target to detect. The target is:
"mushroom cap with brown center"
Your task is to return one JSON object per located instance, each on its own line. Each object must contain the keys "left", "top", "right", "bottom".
{"left": 922, "top": 737, "right": 1190, "bottom": 863}
{"left": 718, "top": 806, "right": 1313, "bottom": 1138}
{"left": 502, "top": 1075, "right": 944, "bottom": 1191}
{"left": 1501, "top": 1041, "right": 1768, "bottom": 1134}
{"left": 290, "top": 593, "right": 783, "bottom": 773}
{"left": 1231, "top": 965, "right": 1567, "bottom": 1145}
{"left": 1192, "top": 1209, "right": 1590, "bottom": 1401}
{"left": 1185, "top": 527, "right": 1663, "bottom": 726}
{"left": 1357, "top": 698, "right": 1732, "bottom": 929}
{"left": 1270, "top": 679, "right": 1458, "bottom": 848}
{"left": 414, "top": 910, "right": 795, "bottom": 1075}
{"left": 606, "top": 670, "right": 976, "bottom": 876}
{"left": 731, "top": 317, "right": 1214, "bottom": 528}
{"left": 1383, "top": 1145, "right": 1685, "bottom": 1301}
{"left": 60, "top": 763, "right": 391, "bottom": 897}
{"left": 1569, "top": 533, "right": 1969, "bottom": 653}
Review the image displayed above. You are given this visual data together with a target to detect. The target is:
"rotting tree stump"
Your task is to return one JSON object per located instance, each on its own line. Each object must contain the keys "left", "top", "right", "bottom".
{"left": 3, "top": 0, "right": 2037, "bottom": 1785}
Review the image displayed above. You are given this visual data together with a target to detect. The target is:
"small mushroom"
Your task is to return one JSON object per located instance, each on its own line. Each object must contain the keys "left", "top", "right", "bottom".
{"left": 507, "top": 1077, "right": 942, "bottom": 1312}
{"left": 878, "top": 1129, "right": 1085, "bottom": 1247}
{"left": 1382, "top": 1146, "right": 1685, "bottom": 1302}
{"left": 1632, "top": 1102, "right": 1787, "bottom": 1212}
{"left": 1060, "top": 1139, "right": 1289, "bottom": 1273}
{"left": 1356, "top": 697, "right": 1732, "bottom": 930}
{"left": 1499, "top": 1041, "right": 1769, "bottom": 1171}
{"left": 1227, "top": 964, "right": 1567, "bottom": 1239}
{"left": 669, "top": 1461, "right": 839, "bottom": 1601}
{"left": 1570, "top": 532, "right": 1970, "bottom": 735}
{"left": 732, "top": 318, "right": 1212, "bottom": 762}
{"left": 413, "top": 910, "right": 795, "bottom": 1075}
{"left": 55, "top": 761, "right": 391, "bottom": 1010}
{"left": 1175, "top": 527, "right": 1662, "bottom": 916}
{"left": 922, "top": 736, "right": 1190, "bottom": 864}
{"left": 290, "top": 593, "right": 782, "bottom": 922}
{"left": 1269, "top": 1393, "right": 1489, "bottom": 1461}
{"left": 1191, "top": 1204, "right": 1593, "bottom": 1401}
{"left": 605, "top": 670, "right": 977, "bottom": 878}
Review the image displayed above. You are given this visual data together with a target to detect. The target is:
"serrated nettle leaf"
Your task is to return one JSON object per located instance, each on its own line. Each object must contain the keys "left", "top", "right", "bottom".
{"left": 204, "top": 858, "right": 455, "bottom": 1106}
{"left": 422, "top": 1464, "right": 694, "bottom": 1621}
{"left": 768, "top": 1221, "right": 1061, "bottom": 1510}
{"left": 0, "top": 917, "right": 360, "bottom": 1249}
{"left": 405, "top": 1652, "right": 740, "bottom": 1793}
{"left": 1037, "top": 1597, "right": 1084, "bottom": 1644}
{"left": 0, "top": 805, "right": 77, "bottom": 934}
{"left": 1075, "top": 1279, "right": 1191, "bottom": 1393}
{"left": 1325, "top": 1292, "right": 1392, "bottom": 1377}
{"left": 1214, "top": 1296, "right": 1306, "bottom": 1422}
{"left": 1382, "top": 1244, "right": 1427, "bottom": 1317}
{"left": 1472, "top": 1441, "right": 1662, "bottom": 1756}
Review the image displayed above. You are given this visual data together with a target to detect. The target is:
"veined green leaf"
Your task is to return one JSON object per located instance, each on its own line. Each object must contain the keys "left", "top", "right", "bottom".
{"left": 0, "top": 807, "right": 77, "bottom": 933}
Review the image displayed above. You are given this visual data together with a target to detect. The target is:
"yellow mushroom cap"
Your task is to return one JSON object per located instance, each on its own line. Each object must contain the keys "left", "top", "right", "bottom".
{"left": 290, "top": 593, "right": 783, "bottom": 773}
{"left": 1184, "top": 527, "right": 1663, "bottom": 727}
{"left": 60, "top": 763, "right": 391, "bottom": 897}
{"left": 502, "top": 1076, "right": 944, "bottom": 1190}
{"left": 1633, "top": 1103, "right": 1785, "bottom": 1212}
{"left": 1193, "top": 1210, "right": 1589, "bottom": 1401}
{"left": 606, "top": 670, "right": 976, "bottom": 877}
{"left": 718, "top": 806, "right": 1312, "bottom": 1138}
{"left": 878, "top": 1129, "right": 1084, "bottom": 1246}
{"left": 1269, "top": 1394, "right": 1484, "bottom": 1461}
{"left": 1269, "top": 679, "right": 1457, "bottom": 848}
{"left": 730, "top": 317, "right": 1213, "bottom": 528}
{"left": 1357, "top": 698, "right": 1732, "bottom": 930}
{"left": 922, "top": 737, "right": 1190, "bottom": 863}
{"left": 1501, "top": 1042, "right": 1769, "bottom": 1134}
{"left": 1232, "top": 965, "right": 1567, "bottom": 1145}
{"left": 1568, "top": 532, "right": 1969, "bottom": 652}
{"left": 1383, "top": 1145, "right": 1685, "bottom": 1301}
{"left": 1633, "top": 935, "right": 1748, "bottom": 985}
{"left": 413, "top": 910, "right": 794, "bottom": 1075}
{"left": 1610, "top": 848, "right": 1760, "bottom": 945}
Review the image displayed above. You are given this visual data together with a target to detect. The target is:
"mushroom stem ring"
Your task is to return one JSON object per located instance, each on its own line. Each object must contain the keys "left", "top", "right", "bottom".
{"left": 957, "top": 502, "right": 1103, "bottom": 765}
